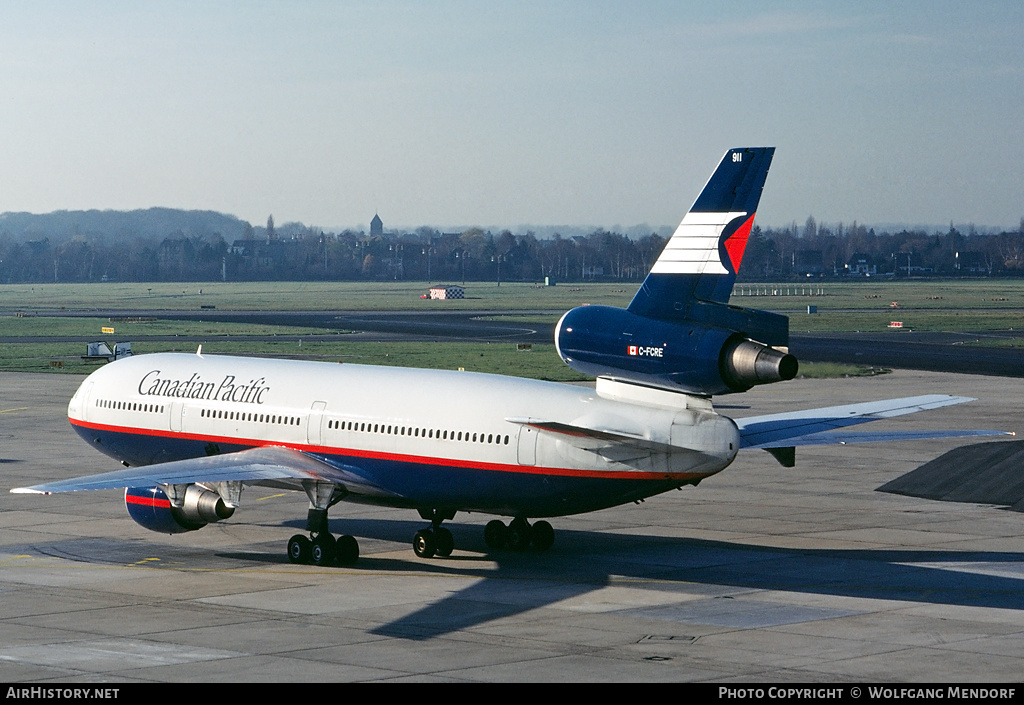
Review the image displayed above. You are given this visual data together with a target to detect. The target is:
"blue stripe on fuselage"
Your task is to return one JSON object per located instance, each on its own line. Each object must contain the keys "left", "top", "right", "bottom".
{"left": 71, "top": 422, "right": 696, "bottom": 518}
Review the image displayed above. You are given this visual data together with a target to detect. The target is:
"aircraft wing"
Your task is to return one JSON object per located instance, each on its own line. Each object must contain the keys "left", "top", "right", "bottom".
{"left": 10, "top": 445, "right": 394, "bottom": 498}
{"left": 735, "top": 394, "right": 1011, "bottom": 449}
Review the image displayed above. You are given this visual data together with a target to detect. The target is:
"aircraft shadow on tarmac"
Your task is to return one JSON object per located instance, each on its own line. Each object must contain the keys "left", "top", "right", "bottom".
{"left": 356, "top": 528, "right": 1024, "bottom": 640}
{"left": 24, "top": 517, "right": 1024, "bottom": 641}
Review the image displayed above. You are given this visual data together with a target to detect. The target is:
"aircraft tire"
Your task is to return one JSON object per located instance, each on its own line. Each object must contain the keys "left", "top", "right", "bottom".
{"left": 311, "top": 533, "right": 336, "bottom": 566}
{"left": 484, "top": 520, "right": 507, "bottom": 549}
{"left": 532, "top": 520, "right": 554, "bottom": 551}
{"left": 336, "top": 535, "right": 359, "bottom": 565}
{"left": 287, "top": 534, "right": 311, "bottom": 564}
{"left": 434, "top": 527, "right": 454, "bottom": 557}
{"left": 413, "top": 529, "right": 436, "bottom": 559}
{"left": 507, "top": 519, "right": 532, "bottom": 552}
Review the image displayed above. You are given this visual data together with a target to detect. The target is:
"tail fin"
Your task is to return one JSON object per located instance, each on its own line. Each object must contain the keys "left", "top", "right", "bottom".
{"left": 628, "top": 147, "right": 774, "bottom": 320}
{"left": 555, "top": 147, "right": 790, "bottom": 395}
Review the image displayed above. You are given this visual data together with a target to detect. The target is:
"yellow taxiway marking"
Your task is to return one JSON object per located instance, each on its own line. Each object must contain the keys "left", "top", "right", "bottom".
{"left": 0, "top": 407, "right": 29, "bottom": 414}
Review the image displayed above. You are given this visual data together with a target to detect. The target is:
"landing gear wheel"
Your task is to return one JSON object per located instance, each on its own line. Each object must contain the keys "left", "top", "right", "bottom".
{"left": 433, "top": 527, "right": 454, "bottom": 557}
{"left": 507, "top": 518, "right": 533, "bottom": 552}
{"left": 484, "top": 520, "right": 508, "bottom": 550}
{"left": 287, "top": 534, "right": 311, "bottom": 564}
{"left": 531, "top": 520, "right": 554, "bottom": 551}
{"left": 311, "top": 533, "right": 336, "bottom": 566}
{"left": 413, "top": 529, "right": 436, "bottom": 559}
{"left": 335, "top": 534, "right": 359, "bottom": 565}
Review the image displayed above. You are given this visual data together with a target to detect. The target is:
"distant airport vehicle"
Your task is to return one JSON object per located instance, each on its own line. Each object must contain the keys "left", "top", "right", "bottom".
{"left": 82, "top": 341, "right": 133, "bottom": 362}
{"left": 12, "top": 149, "right": 1005, "bottom": 565}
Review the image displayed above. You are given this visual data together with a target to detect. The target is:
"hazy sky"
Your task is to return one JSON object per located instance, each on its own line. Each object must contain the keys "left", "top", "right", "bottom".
{"left": 2, "top": 1, "right": 1022, "bottom": 232}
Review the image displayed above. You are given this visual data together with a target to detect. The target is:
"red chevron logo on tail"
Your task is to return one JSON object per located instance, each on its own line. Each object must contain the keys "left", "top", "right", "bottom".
{"left": 722, "top": 213, "right": 756, "bottom": 272}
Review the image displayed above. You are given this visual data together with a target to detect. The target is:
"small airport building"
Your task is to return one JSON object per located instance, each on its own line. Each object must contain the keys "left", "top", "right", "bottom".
{"left": 428, "top": 285, "right": 465, "bottom": 300}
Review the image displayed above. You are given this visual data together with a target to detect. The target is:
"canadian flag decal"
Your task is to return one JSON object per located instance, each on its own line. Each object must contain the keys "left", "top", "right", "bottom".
{"left": 628, "top": 345, "right": 638, "bottom": 356}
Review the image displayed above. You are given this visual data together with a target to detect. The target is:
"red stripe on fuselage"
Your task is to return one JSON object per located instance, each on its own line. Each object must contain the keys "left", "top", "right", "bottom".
{"left": 68, "top": 417, "right": 710, "bottom": 483}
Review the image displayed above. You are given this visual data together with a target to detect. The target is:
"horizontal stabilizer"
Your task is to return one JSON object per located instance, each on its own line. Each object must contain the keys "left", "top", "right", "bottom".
{"left": 736, "top": 394, "right": 995, "bottom": 449}
{"left": 759, "top": 429, "right": 1011, "bottom": 449}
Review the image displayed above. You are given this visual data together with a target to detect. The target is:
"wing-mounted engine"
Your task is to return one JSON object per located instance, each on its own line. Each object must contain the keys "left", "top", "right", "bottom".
{"left": 555, "top": 304, "right": 796, "bottom": 396}
{"left": 125, "top": 484, "right": 234, "bottom": 534}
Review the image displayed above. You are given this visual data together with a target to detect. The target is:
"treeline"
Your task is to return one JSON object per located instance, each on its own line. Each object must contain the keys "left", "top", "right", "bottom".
{"left": 0, "top": 216, "right": 670, "bottom": 284}
{"left": 742, "top": 218, "right": 1024, "bottom": 279}
{"left": 1, "top": 209, "right": 1022, "bottom": 284}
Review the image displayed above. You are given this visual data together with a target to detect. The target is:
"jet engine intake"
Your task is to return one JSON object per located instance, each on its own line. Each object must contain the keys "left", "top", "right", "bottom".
{"left": 125, "top": 484, "right": 234, "bottom": 534}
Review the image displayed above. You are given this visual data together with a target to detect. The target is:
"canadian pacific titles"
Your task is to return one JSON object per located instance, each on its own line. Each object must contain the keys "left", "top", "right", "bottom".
{"left": 138, "top": 370, "right": 270, "bottom": 404}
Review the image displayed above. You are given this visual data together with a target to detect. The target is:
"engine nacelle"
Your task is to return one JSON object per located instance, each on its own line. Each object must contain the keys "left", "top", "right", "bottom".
{"left": 720, "top": 336, "right": 799, "bottom": 390}
{"left": 555, "top": 304, "right": 797, "bottom": 396}
{"left": 125, "top": 485, "right": 234, "bottom": 534}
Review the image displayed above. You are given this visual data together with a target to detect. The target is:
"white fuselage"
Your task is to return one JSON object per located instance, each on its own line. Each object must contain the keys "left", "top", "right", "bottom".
{"left": 68, "top": 353, "right": 739, "bottom": 517}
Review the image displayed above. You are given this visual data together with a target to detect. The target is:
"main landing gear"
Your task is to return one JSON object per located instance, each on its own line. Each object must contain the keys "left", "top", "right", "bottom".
{"left": 412, "top": 508, "right": 456, "bottom": 559}
{"left": 483, "top": 517, "right": 554, "bottom": 552}
{"left": 287, "top": 530, "right": 359, "bottom": 566}
{"left": 284, "top": 481, "right": 557, "bottom": 564}
{"left": 410, "top": 512, "right": 555, "bottom": 558}
{"left": 287, "top": 480, "right": 359, "bottom": 566}
{"left": 284, "top": 510, "right": 360, "bottom": 565}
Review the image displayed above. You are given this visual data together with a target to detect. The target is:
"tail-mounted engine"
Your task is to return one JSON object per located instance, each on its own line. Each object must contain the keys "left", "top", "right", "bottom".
{"left": 720, "top": 336, "right": 798, "bottom": 391}
{"left": 555, "top": 304, "right": 797, "bottom": 396}
{"left": 125, "top": 484, "right": 234, "bottom": 534}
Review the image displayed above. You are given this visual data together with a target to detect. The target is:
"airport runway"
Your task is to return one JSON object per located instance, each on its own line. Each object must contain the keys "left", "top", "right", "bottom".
{"left": 1, "top": 368, "right": 1023, "bottom": 682}
{"left": 14, "top": 307, "right": 1024, "bottom": 377}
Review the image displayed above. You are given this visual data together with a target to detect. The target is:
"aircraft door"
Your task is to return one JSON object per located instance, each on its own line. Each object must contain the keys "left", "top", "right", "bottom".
{"left": 307, "top": 401, "right": 327, "bottom": 446}
{"left": 68, "top": 380, "right": 94, "bottom": 422}
{"left": 517, "top": 425, "right": 537, "bottom": 466}
{"left": 169, "top": 401, "right": 184, "bottom": 432}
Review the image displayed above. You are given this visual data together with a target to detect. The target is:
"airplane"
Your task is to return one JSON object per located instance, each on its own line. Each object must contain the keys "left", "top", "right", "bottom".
{"left": 11, "top": 147, "right": 1007, "bottom": 566}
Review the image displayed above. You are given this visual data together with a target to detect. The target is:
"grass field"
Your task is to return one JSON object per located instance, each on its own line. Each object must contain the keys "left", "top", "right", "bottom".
{"left": 0, "top": 281, "right": 636, "bottom": 313}
{"left": 0, "top": 337, "right": 881, "bottom": 382}
{"left": 734, "top": 279, "right": 1024, "bottom": 334}
{"left": 732, "top": 279, "right": 1024, "bottom": 312}
{"left": 1, "top": 278, "right": 1021, "bottom": 376}
{"left": 0, "top": 316, "right": 340, "bottom": 338}
{"left": 0, "top": 339, "right": 594, "bottom": 380}
{"left": 2, "top": 279, "right": 1022, "bottom": 315}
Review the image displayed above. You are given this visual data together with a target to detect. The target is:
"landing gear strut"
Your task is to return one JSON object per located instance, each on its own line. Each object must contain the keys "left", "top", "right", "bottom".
{"left": 286, "top": 481, "right": 359, "bottom": 566}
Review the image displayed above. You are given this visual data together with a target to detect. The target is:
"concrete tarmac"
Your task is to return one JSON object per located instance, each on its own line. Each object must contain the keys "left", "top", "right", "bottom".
{"left": 1, "top": 368, "right": 1023, "bottom": 682}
